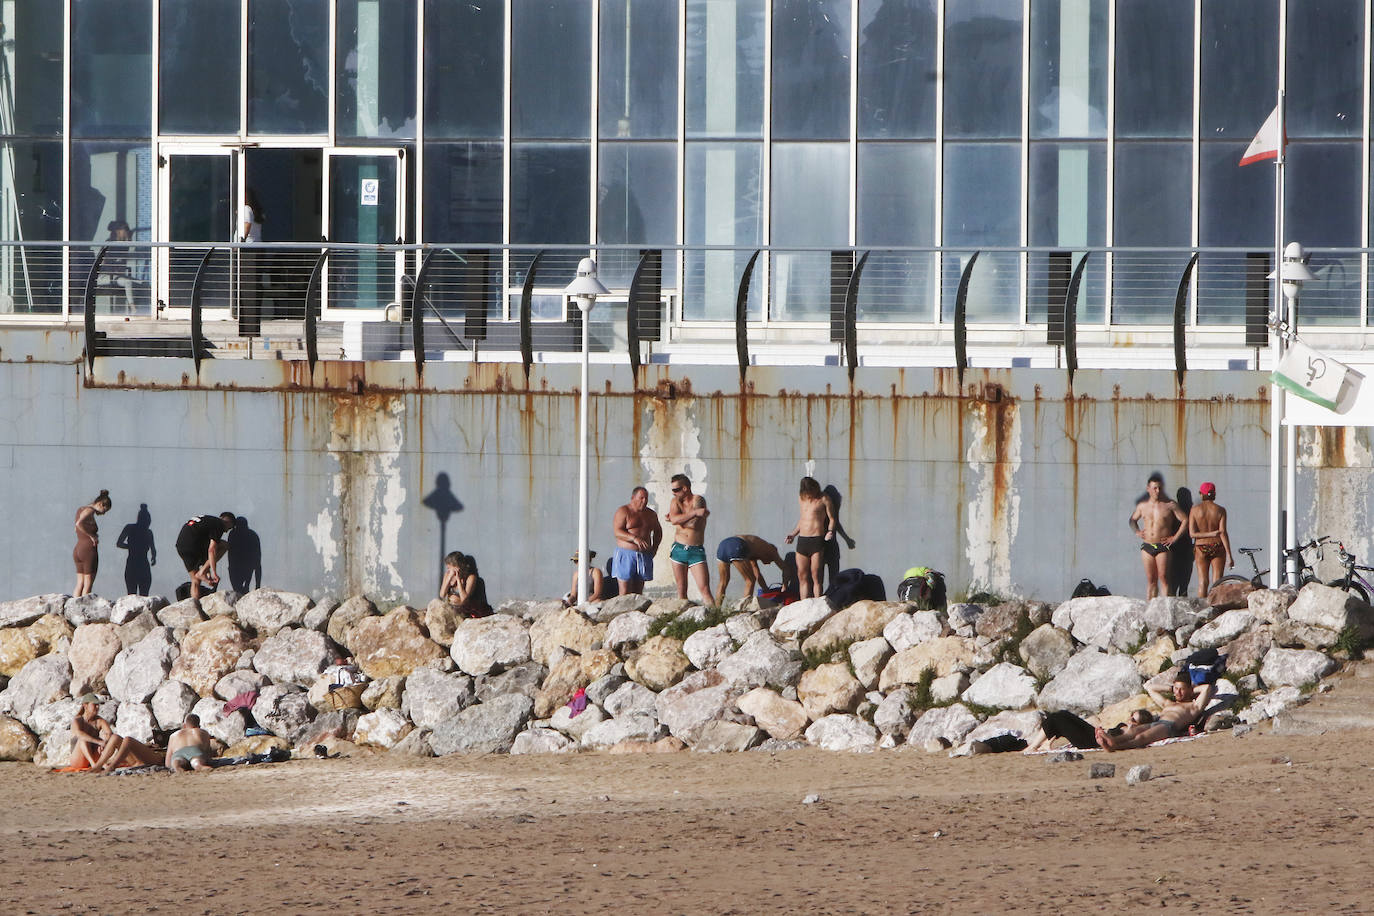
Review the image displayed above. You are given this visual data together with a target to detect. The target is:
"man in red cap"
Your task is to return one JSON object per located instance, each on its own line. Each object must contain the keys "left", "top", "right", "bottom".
{"left": 1187, "top": 481, "right": 1233, "bottom": 598}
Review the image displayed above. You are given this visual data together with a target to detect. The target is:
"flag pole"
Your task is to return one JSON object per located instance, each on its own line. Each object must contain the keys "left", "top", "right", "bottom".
{"left": 1268, "top": 89, "right": 1285, "bottom": 588}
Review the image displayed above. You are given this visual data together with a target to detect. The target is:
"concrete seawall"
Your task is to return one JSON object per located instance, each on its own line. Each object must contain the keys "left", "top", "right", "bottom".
{"left": 0, "top": 328, "right": 1366, "bottom": 605}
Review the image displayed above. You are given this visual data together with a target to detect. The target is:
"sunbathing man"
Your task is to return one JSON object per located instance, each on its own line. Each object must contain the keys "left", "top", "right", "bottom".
{"left": 68, "top": 694, "right": 113, "bottom": 769}
{"left": 165, "top": 714, "right": 215, "bottom": 773}
{"left": 1096, "top": 673, "right": 1215, "bottom": 751}
{"left": 1021, "top": 709, "right": 1154, "bottom": 754}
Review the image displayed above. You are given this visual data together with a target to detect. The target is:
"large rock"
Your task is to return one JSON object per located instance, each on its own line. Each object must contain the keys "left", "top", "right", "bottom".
{"left": 361, "top": 676, "right": 406, "bottom": 710}
{"left": 1224, "top": 628, "right": 1275, "bottom": 674}
{"left": 67, "top": 624, "right": 123, "bottom": 696}
{"left": 1051, "top": 596, "right": 1149, "bottom": 651}
{"left": 533, "top": 655, "right": 591, "bottom": 720}
{"left": 907, "top": 704, "right": 980, "bottom": 748}
{"left": 33, "top": 725, "right": 74, "bottom": 769}
{"left": 656, "top": 670, "right": 746, "bottom": 742}
{"left": 1248, "top": 587, "right": 1298, "bottom": 624}
{"left": 423, "top": 599, "right": 463, "bottom": 648}
{"left": 294, "top": 709, "right": 360, "bottom": 746}
{"left": 581, "top": 715, "right": 664, "bottom": 750}
{"left": 1259, "top": 648, "right": 1339, "bottom": 688}
{"left": 1133, "top": 635, "right": 1177, "bottom": 678}
{"left": 584, "top": 594, "right": 652, "bottom": 623}
{"left": 106, "top": 628, "right": 178, "bottom": 703}
{"left": 354, "top": 708, "right": 413, "bottom": 749}
{"left": 735, "top": 687, "right": 809, "bottom": 741}
{"left": 585, "top": 672, "right": 628, "bottom": 709}
{"left": 528, "top": 607, "right": 607, "bottom": 667}
{"left": 235, "top": 589, "right": 314, "bottom": 634}
{"left": 495, "top": 598, "right": 565, "bottom": 622}
{"left": 302, "top": 599, "right": 337, "bottom": 633}
{"left": 450, "top": 615, "right": 532, "bottom": 676}
{"left": 151, "top": 680, "right": 200, "bottom": 731}
{"left": 682, "top": 624, "right": 735, "bottom": 671}
{"left": 27, "top": 615, "right": 74, "bottom": 655}
{"left": 965, "top": 709, "right": 1044, "bottom": 744}
{"left": 961, "top": 662, "right": 1037, "bottom": 710}
{"left": 326, "top": 596, "right": 379, "bottom": 651}
{"left": 549, "top": 702, "right": 608, "bottom": 742}
{"left": 0, "top": 595, "right": 67, "bottom": 629}
{"left": 805, "top": 714, "right": 877, "bottom": 751}
{"left": 769, "top": 596, "right": 836, "bottom": 640}
{"left": 511, "top": 727, "right": 576, "bottom": 755}
{"left": 349, "top": 607, "right": 446, "bottom": 678}
{"left": 190, "top": 698, "right": 248, "bottom": 746}
{"left": 797, "top": 663, "right": 864, "bottom": 720}
{"left": 1271, "top": 619, "right": 1340, "bottom": 650}
{"left": 114, "top": 703, "right": 157, "bottom": 744}
{"left": 63, "top": 595, "right": 114, "bottom": 627}
{"left": 1287, "top": 583, "right": 1374, "bottom": 636}
{"left": 848, "top": 637, "right": 893, "bottom": 690}
{"left": 253, "top": 628, "right": 335, "bottom": 687}
{"left": 156, "top": 599, "right": 205, "bottom": 630}
{"left": 716, "top": 631, "right": 803, "bottom": 689}
{"left": 1145, "top": 597, "right": 1208, "bottom": 632}
{"left": 625, "top": 635, "right": 691, "bottom": 691}
{"left": 29, "top": 698, "right": 79, "bottom": 738}
{"left": 429, "top": 694, "right": 534, "bottom": 755}
{"left": 169, "top": 616, "right": 249, "bottom": 698}
{"left": 690, "top": 720, "right": 763, "bottom": 752}
{"left": 603, "top": 681, "right": 659, "bottom": 720}
{"left": 109, "top": 594, "right": 167, "bottom": 625}
{"left": 1036, "top": 650, "right": 1143, "bottom": 717}
{"left": 801, "top": 600, "right": 908, "bottom": 655}
{"left": 474, "top": 662, "right": 546, "bottom": 703}
{"left": 883, "top": 611, "right": 945, "bottom": 652}
{"left": 1239, "top": 685, "right": 1306, "bottom": 724}
{"left": 878, "top": 637, "right": 975, "bottom": 691}
{"left": 117, "top": 611, "right": 159, "bottom": 650}
{"left": 1206, "top": 579, "right": 1255, "bottom": 611}
{"left": 974, "top": 603, "right": 1031, "bottom": 640}
{"left": 402, "top": 667, "right": 476, "bottom": 730}
{"left": 1189, "top": 610, "right": 1257, "bottom": 650}
{"left": 605, "top": 611, "right": 653, "bottom": 653}
{"left": 199, "top": 592, "right": 239, "bottom": 618}
{"left": 215, "top": 669, "right": 268, "bottom": 701}
{"left": 1018, "top": 624, "right": 1076, "bottom": 680}
{"left": 389, "top": 727, "right": 435, "bottom": 757}
{"left": 873, "top": 688, "right": 916, "bottom": 739}
{"left": 0, "top": 716, "right": 38, "bottom": 762}
{"left": 0, "top": 654, "right": 70, "bottom": 728}
{"left": 0, "top": 628, "right": 39, "bottom": 678}
{"left": 946, "top": 603, "right": 983, "bottom": 637}
{"left": 251, "top": 685, "right": 314, "bottom": 739}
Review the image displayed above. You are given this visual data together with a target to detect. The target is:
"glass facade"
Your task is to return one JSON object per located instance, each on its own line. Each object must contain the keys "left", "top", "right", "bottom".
{"left": 3, "top": 1, "right": 1374, "bottom": 325}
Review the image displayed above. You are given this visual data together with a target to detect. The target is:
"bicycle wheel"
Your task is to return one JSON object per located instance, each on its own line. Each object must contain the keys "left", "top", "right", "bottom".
{"left": 1328, "top": 579, "right": 1371, "bottom": 605}
{"left": 1214, "top": 574, "right": 1255, "bottom": 588}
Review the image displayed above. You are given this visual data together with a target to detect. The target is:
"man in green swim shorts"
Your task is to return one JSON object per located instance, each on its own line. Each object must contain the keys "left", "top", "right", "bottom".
{"left": 665, "top": 473, "right": 711, "bottom": 603}
{"left": 165, "top": 714, "right": 214, "bottom": 773}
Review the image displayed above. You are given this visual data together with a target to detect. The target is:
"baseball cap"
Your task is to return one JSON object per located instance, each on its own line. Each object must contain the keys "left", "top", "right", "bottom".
{"left": 1199, "top": 482, "right": 1216, "bottom": 497}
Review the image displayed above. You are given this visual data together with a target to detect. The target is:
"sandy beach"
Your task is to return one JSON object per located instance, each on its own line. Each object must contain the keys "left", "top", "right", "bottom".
{"left": 4, "top": 678, "right": 1374, "bottom": 916}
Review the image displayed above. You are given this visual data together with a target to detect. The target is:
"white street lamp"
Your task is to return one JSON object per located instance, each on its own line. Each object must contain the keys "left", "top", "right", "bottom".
{"left": 1268, "top": 241, "right": 1316, "bottom": 585}
{"left": 565, "top": 257, "right": 610, "bottom": 606}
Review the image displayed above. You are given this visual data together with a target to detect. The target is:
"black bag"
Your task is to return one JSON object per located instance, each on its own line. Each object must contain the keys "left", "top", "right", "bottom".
{"left": 825, "top": 568, "right": 867, "bottom": 608}
{"left": 1182, "top": 648, "right": 1226, "bottom": 686}
{"left": 897, "top": 568, "right": 947, "bottom": 610}
{"left": 1071, "top": 578, "right": 1111, "bottom": 598}
{"left": 175, "top": 580, "right": 217, "bottom": 601}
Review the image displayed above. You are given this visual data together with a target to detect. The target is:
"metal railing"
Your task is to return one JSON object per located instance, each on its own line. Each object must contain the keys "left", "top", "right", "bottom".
{"left": 2, "top": 240, "right": 1368, "bottom": 376}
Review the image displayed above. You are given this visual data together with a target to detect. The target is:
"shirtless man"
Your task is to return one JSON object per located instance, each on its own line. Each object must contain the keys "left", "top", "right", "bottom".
{"left": 68, "top": 694, "right": 112, "bottom": 769}
{"left": 785, "top": 476, "right": 836, "bottom": 599}
{"left": 714, "top": 534, "right": 795, "bottom": 606}
{"left": 1128, "top": 472, "right": 1188, "bottom": 598}
{"left": 665, "top": 474, "right": 711, "bottom": 602}
{"left": 611, "top": 486, "right": 662, "bottom": 595}
{"left": 1188, "top": 481, "right": 1233, "bottom": 598}
{"left": 165, "top": 713, "right": 215, "bottom": 773}
{"left": 1096, "top": 672, "right": 1214, "bottom": 750}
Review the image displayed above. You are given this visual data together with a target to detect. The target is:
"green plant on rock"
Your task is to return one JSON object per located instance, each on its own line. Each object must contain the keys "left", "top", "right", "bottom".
{"left": 906, "top": 667, "right": 937, "bottom": 712}
{"left": 1335, "top": 624, "right": 1369, "bottom": 660}
{"left": 655, "top": 606, "right": 733, "bottom": 642}
{"left": 801, "top": 637, "right": 857, "bottom": 671}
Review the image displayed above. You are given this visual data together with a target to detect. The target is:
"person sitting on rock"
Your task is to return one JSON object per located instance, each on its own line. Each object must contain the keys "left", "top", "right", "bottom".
{"left": 440, "top": 552, "right": 493, "bottom": 618}
{"left": 1021, "top": 709, "right": 1154, "bottom": 754}
{"left": 1097, "top": 674, "right": 1214, "bottom": 751}
{"left": 66, "top": 694, "right": 113, "bottom": 770}
{"left": 165, "top": 714, "right": 215, "bottom": 773}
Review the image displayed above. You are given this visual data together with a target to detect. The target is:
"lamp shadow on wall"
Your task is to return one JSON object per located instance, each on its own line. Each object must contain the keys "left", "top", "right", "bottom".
{"left": 228, "top": 516, "right": 263, "bottom": 594}
{"left": 422, "top": 472, "right": 465, "bottom": 593}
{"left": 116, "top": 503, "right": 157, "bottom": 597}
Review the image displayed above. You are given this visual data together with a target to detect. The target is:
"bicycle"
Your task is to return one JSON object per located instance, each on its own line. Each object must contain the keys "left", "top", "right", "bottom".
{"left": 1328, "top": 542, "right": 1374, "bottom": 605}
{"left": 1215, "top": 536, "right": 1329, "bottom": 589}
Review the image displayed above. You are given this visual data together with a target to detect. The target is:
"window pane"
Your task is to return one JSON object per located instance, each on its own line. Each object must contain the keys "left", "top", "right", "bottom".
{"left": 684, "top": 142, "right": 762, "bottom": 319}
{"left": 73, "top": 0, "right": 152, "bottom": 138}
{"left": 858, "top": 0, "right": 938, "bottom": 139}
{"left": 0, "top": 141, "right": 64, "bottom": 313}
{"left": 338, "top": 0, "right": 417, "bottom": 140}
{"left": 771, "top": 144, "right": 848, "bottom": 246}
{"left": 944, "top": 0, "right": 1022, "bottom": 139}
{"left": 0, "top": 5, "right": 64, "bottom": 136}
{"left": 70, "top": 143, "right": 155, "bottom": 316}
{"left": 1199, "top": 142, "right": 1273, "bottom": 247}
{"left": 858, "top": 143, "right": 934, "bottom": 246}
{"left": 686, "top": 0, "right": 765, "bottom": 138}
{"left": 423, "top": 142, "right": 503, "bottom": 243}
{"left": 1029, "top": 142, "right": 1104, "bottom": 247}
{"left": 1288, "top": 0, "right": 1362, "bottom": 138}
{"left": 597, "top": 142, "right": 676, "bottom": 287}
{"left": 772, "top": 0, "right": 850, "bottom": 140}
{"left": 248, "top": 0, "right": 329, "bottom": 134}
{"left": 1114, "top": 0, "right": 1192, "bottom": 138}
{"left": 943, "top": 143, "right": 1020, "bottom": 246}
{"left": 160, "top": 0, "right": 241, "bottom": 134}
{"left": 1286, "top": 143, "right": 1360, "bottom": 247}
{"left": 599, "top": 0, "right": 678, "bottom": 139}
{"left": 1113, "top": 142, "right": 1191, "bottom": 246}
{"left": 511, "top": 143, "right": 589, "bottom": 243}
{"left": 424, "top": 0, "right": 504, "bottom": 138}
{"left": 1200, "top": 0, "right": 1277, "bottom": 139}
{"left": 513, "top": 0, "right": 592, "bottom": 139}
{"left": 1030, "top": 0, "right": 1106, "bottom": 139}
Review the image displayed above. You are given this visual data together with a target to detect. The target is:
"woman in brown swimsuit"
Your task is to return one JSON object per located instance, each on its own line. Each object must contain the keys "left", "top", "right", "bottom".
{"left": 73, "top": 490, "right": 112, "bottom": 597}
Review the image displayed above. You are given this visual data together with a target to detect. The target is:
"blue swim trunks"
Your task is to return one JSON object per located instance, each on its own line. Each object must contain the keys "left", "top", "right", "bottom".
{"left": 716, "top": 536, "right": 749, "bottom": 563}
{"left": 670, "top": 542, "right": 707, "bottom": 567}
{"left": 612, "top": 547, "right": 653, "bottom": 582}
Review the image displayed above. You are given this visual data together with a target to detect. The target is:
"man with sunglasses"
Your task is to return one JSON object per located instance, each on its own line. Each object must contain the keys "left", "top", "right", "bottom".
{"left": 665, "top": 474, "right": 711, "bottom": 603}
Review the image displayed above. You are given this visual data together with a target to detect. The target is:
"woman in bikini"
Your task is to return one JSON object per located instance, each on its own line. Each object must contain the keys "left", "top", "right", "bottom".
{"left": 1187, "top": 482, "right": 1232, "bottom": 599}
{"left": 73, "top": 490, "right": 113, "bottom": 597}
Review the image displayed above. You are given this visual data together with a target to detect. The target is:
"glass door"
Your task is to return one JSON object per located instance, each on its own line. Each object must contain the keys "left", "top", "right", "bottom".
{"left": 157, "top": 146, "right": 237, "bottom": 316}
{"left": 323, "top": 149, "right": 406, "bottom": 315}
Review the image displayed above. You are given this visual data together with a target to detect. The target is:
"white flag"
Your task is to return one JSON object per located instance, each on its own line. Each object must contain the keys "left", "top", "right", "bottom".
{"left": 1272, "top": 341, "right": 1352, "bottom": 410}
{"left": 1240, "top": 105, "right": 1284, "bottom": 166}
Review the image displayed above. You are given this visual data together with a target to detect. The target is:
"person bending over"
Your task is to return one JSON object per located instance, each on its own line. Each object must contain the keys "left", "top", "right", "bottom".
{"left": 176, "top": 512, "right": 236, "bottom": 600}
{"left": 714, "top": 535, "right": 794, "bottom": 606}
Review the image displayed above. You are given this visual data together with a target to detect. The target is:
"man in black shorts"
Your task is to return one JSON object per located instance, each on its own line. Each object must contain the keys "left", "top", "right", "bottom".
{"left": 176, "top": 512, "right": 236, "bottom": 599}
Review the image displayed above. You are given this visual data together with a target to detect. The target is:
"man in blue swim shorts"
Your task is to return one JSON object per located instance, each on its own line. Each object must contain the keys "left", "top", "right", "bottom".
{"left": 714, "top": 534, "right": 793, "bottom": 606}
{"left": 665, "top": 473, "right": 712, "bottom": 602}
{"left": 612, "top": 486, "right": 662, "bottom": 595}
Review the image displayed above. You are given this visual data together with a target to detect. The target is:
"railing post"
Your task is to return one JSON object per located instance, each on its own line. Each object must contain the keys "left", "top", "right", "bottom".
{"left": 843, "top": 251, "right": 869, "bottom": 383}
{"left": 189, "top": 247, "right": 217, "bottom": 373}
{"left": 520, "top": 251, "right": 544, "bottom": 381}
{"left": 83, "top": 246, "right": 109, "bottom": 374}
{"left": 954, "top": 251, "right": 980, "bottom": 388}
{"left": 1063, "top": 252, "right": 1090, "bottom": 383}
{"left": 304, "top": 247, "right": 329, "bottom": 375}
{"left": 735, "top": 250, "right": 762, "bottom": 386}
{"left": 1173, "top": 252, "right": 1200, "bottom": 386}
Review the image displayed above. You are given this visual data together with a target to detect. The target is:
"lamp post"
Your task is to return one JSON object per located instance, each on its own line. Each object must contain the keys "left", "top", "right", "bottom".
{"left": 564, "top": 257, "right": 610, "bottom": 606}
{"left": 1268, "top": 241, "right": 1315, "bottom": 585}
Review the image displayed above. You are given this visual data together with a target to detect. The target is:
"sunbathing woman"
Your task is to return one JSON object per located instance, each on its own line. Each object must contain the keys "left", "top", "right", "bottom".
{"left": 66, "top": 695, "right": 113, "bottom": 770}
{"left": 91, "top": 732, "right": 164, "bottom": 771}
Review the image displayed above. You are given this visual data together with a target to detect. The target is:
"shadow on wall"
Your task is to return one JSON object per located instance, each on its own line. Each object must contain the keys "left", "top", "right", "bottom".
{"left": 228, "top": 516, "right": 263, "bottom": 594}
{"left": 822, "top": 483, "right": 858, "bottom": 587}
{"left": 116, "top": 503, "right": 157, "bottom": 596}
{"left": 422, "top": 472, "right": 465, "bottom": 595}
{"left": 1170, "top": 487, "right": 1195, "bottom": 597}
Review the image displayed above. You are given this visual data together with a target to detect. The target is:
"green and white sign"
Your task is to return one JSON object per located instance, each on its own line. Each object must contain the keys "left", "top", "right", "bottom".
{"left": 1272, "top": 340, "right": 1352, "bottom": 411}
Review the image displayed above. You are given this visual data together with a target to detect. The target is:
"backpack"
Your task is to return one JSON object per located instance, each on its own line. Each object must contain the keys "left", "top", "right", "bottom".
{"left": 897, "top": 567, "right": 947, "bottom": 610}
{"left": 825, "top": 568, "right": 869, "bottom": 608}
{"left": 1181, "top": 648, "right": 1226, "bottom": 686}
{"left": 175, "top": 580, "right": 216, "bottom": 601}
{"left": 1071, "top": 578, "right": 1111, "bottom": 599}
